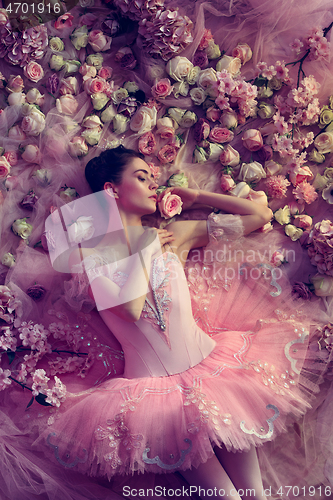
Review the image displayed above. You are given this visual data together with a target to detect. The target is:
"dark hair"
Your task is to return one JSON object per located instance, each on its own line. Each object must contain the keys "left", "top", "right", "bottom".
{"left": 85, "top": 145, "right": 144, "bottom": 193}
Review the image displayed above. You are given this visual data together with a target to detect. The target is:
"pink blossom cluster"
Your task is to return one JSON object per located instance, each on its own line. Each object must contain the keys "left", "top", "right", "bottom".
{"left": 306, "top": 220, "right": 333, "bottom": 276}
{"left": 290, "top": 27, "right": 330, "bottom": 61}
{"left": 0, "top": 368, "right": 12, "bottom": 391}
{"left": 138, "top": 9, "right": 193, "bottom": 61}
{"left": 19, "top": 321, "right": 51, "bottom": 352}
{"left": 215, "top": 70, "right": 258, "bottom": 118}
{"left": 255, "top": 60, "right": 291, "bottom": 83}
{"left": 0, "top": 24, "right": 48, "bottom": 67}
{"left": 0, "top": 286, "right": 21, "bottom": 326}
{"left": 0, "top": 327, "right": 17, "bottom": 351}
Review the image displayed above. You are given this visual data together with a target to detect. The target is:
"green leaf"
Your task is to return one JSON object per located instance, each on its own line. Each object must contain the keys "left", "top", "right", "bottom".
{"left": 35, "top": 393, "right": 52, "bottom": 407}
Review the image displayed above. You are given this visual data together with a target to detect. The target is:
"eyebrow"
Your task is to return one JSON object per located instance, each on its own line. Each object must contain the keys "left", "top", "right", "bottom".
{"left": 134, "top": 169, "right": 154, "bottom": 179}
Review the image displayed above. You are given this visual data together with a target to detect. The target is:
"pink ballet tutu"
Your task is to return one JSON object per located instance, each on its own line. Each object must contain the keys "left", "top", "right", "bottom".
{"left": 11, "top": 257, "right": 323, "bottom": 480}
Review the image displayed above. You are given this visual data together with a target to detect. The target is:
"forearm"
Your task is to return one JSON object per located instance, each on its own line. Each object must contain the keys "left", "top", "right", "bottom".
{"left": 196, "top": 190, "right": 267, "bottom": 216}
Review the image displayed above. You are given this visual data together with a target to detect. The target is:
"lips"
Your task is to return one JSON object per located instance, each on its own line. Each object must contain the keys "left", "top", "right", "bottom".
{"left": 149, "top": 195, "right": 157, "bottom": 201}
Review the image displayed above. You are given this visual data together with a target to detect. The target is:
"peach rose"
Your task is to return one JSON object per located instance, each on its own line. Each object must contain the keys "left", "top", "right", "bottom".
{"left": 293, "top": 214, "right": 312, "bottom": 230}
{"left": 79, "top": 63, "right": 97, "bottom": 81}
{"left": 84, "top": 77, "right": 107, "bottom": 95}
{"left": 88, "top": 30, "right": 111, "bottom": 52}
{"left": 8, "top": 92, "right": 25, "bottom": 106}
{"left": 157, "top": 144, "right": 178, "bottom": 164}
{"left": 209, "top": 126, "right": 234, "bottom": 144}
{"left": 6, "top": 75, "right": 24, "bottom": 93}
{"left": 21, "top": 109, "right": 46, "bottom": 136}
{"left": 156, "top": 116, "right": 175, "bottom": 139}
{"left": 21, "top": 144, "right": 40, "bottom": 163}
{"left": 219, "top": 145, "right": 240, "bottom": 167}
{"left": 158, "top": 191, "right": 183, "bottom": 219}
{"left": 220, "top": 111, "right": 238, "bottom": 130}
{"left": 24, "top": 62, "right": 44, "bottom": 83}
{"left": 4, "top": 151, "right": 18, "bottom": 166}
{"left": 289, "top": 166, "right": 314, "bottom": 186}
{"left": 59, "top": 77, "right": 79, "bottom": 96}
{"left": 151, "top": 78, "right": 173, "bottom": 99}
{"left": 54, "top": 13, "right": 74, "bottom": 30}
{"left": 232, "top": 43, "right": 252, "bottom": 64}
{"left": 56, "top": 95, "right": 78, "bottom": 115}
{"left": 69, "top": 137, "right": 89, "bottom": 157}
{"left": 98, "top": 66, "right": 113, "bottom": 80}
{"left": 242, "top": 129, "right": 263, "bottom": 151}
{"left": 206, "top": 106, "right": 221, "bottom": 122}
{"left": 216, "top": 55, "right": 241, "bottom": 76}
{"left": 220, "top": 174, "right": 235, "bottom": 192}
{"left": 0, "top": 156, "right": 11, "bottom": 179}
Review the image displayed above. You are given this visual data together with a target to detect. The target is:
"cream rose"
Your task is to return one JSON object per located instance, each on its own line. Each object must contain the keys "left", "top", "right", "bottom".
{"left": 158, "top": 192, "right": 183, "bottom": 219}
{"left": 21, "top": 144, "right": 40, "bottom": 163}
{"left": 284, "top": 224, "right": 303, "bottom": 241}
{"left": 167, "top": 107, "right": 185, "bottom": 124}
{"left": 166, "top": 56, "right": 193, "bottom": 82}
{"left": 49, "top": 55, "right": 65, "bottom": 71}
{"left": 12, "top": 218, "right": 33, "bottom": 240}
{"left": 86, "top": 53, "right": 104, "bottom": 70}
{"left": 258, "top": 102, "right": 276, "bottom": 119}
{"left": 216, "top": 55, "right": 241, "bottom": 76}
{"left": 274, "top": 206, "right": 291, "bottom": 225}
{"left": 26, "top": 88, "right": 44, "bottom": 105}
{"left": 308, "top": 148, "right": 325, "bottom": 163}
{"left": 311, "top": 275, "right": 333, "bottom": 297}
{"left": 197, "top": 68, "right": 218, "bottom": 91}
{"left": 49, "top": 37, "right": 65, "bottom": 52}
{"left": 1, "top": 252, "right": 15, "bottom": 268}
{"left": 59, "top": 76, "right": 79, "bottom": 96}
{"left": 130, "top": 106, "right": 157, "bottom": 135}
{"left": 8, "top": 125, "right": 26, "bottom": 141}
{"left": 67, "top": 216, "right": 95, "bottom": 244}
{"left": 71, "top": 25, "right": 89, "bottom": 50}
{"left": 190, "top": 87, "right": 206, "bottom": 105}
{"left": 88, "top": 30, "right": 111, "bottom": 52}
{"left": 206, "top": 41, "right": 221, "bottom": 60}
{"left": 56, "top": 95, "right": 78, "bottom": 115}
{"left": 91, "top": 92, "right": 109, "bottom": 110}
{"left": 101, "top": 104, "right": 117, "bottom": 123}
{"left": 265, "top": 160, "right": 282, "bottom": 176}
{"left": 179, "top": 110, "right": 198, "bottom": 128}
{"left": 238, "top": 161, "right": 266, "bottom": 183}
{"left": 220, "top": 111, "right": 238, "bottom": 130}
{"left": 113, "top": 114, "right": 129, "bottom": 134}
{"left": 82, "top": 115, "right": 102, "bottom": 128}
{"left": 81, "top": 126, "right": 102, "bottom": 145}
{"left": 69, "top": 137, "right": 89, "bottom": 157}
{"left": 173, "top": 81, "right": 189, "bottom": 98}
{"left": 21, "top": 108, "right": 46, "bottom": 136}
{"left": 111, "top": 88, "right": 129, "bottom": 105}
{"left": 232, "top": 43, "right": 252, "bottom": 64}
{"left": 247, "top": 189, "right": 268, "bottom": 206}
{"left": 6, "top": 75, "right": 24, "bottom": 93}
{"left": 314, "top": 131, "right": 333, "bottom": 154}
{"left": 230, "top": 181, "right": 251, "bottom": 198}
{"left": 187, "top": 66, "right": 201, "bottom": 85}
{"left": 63, "top": 60, "right": 81, "bottom": 76}
{"left": 8, "top": 92, "right": 25, "bottom": 106}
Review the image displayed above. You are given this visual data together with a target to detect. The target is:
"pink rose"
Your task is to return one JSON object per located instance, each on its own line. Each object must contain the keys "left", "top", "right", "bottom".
{"left": 8, "top": 92, "right": 25, "bottom": 106}
{"left": 21, "top": 109, "right": 45, "bottom": 136}
{"left": 84, "top": 77, "right": 107, "bottom": 95}
{"left": 98, "top": 67, "right": 113, "bottom": 80}
{"left": 4, "top": 150, "right": 18, "bottom": 166}
{"left": 294, "top": 214, "right": 313, "bottom": 230}
{"left": 220, "top": 174, "right": 235, "bottom": 191}
{"left": 289, "top": 166, "right": 314, "bottom": 187}
{"left": 8, "top": 125, "right": 26, "bottom": 141}
{"left": 219, "top": 145, "right": 240, "bottom": 167}
{"left": 68, "top": 137, "right": 89, "bottom": 157}
{"left": 130, "top": 105, "right": 157, "bottom": 135}
{"left": 115, "top": 46, "right": 132, "bottom": 62}
{"left": 56, "top": 95, "right": 78, "bottom": 115}
{"left": 157, "top": 145, "right": 178, "bottom": 164}
{"left": 193, "top": 118, "right": 210, "bottom": 143}
{"left": 79, "top": 13, "right": 97, "bottom": 28}
{"left": 6, "top": 75, "right": 24, "bottom": 93}
{"left": 242, "top": 129, "right": 263, "bottom": 151}
{"left": 54, "top": 13, "right": 74, "bottom": 29}
{"left": 21, "top": 144, "right": 40, "bottom": 163}
{"left": 0, "top": 156, "right": 11, "bottom": 179}
{"left": 206, "top": 106, "right": 221, "bottom": 122}
{"left": 209, "top": 126, "right": 234, "bottom": 144}
{"left": 151, "top": 79, "right": 173, "bottom": 99}
{"left": 88, "top": 30, "right": 111, "bottom": 52}
{"left": 270, "top": 250, "right": 285, "bottom": 266}
{"left": 138, "top": 131, "right": 157, "bottom": 155}
{"left": 220, "top": 111, "right": 238, "bottom": 130}
{"left": 120, "top": 53, "right": 137, "bottom": 70}
{"left": 147, "top": 162, "right": 161, "bottom": 180}
{"left": 79, "top": 64, "right": 97, "bottom": 81}
{"left": 232, "top": 43, "right": 252, "bottom": 64}
{"left": 260, "top": 222, "right": 273, "bottom": 233}
{"left": 158, "top": 191, "right": 183, "bottom": 219}
{"left": 23, "top": 61, "right": 44, "bottom": 83}
{"left": 259, "top": 122, "right": 279, "bottom": 136}
{"left": 265, "top": 160, "right": 282, "bottom": 176}
{"left": 288, "top": 200, "right": 304, "bottom": 215}
{"left": 59, "top": 76, "right": 79, "bottom": 96}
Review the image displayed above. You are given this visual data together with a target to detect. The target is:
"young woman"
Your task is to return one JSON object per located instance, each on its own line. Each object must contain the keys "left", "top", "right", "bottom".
{"left": 21, "top": 145, "right": 322, "bottom": 500}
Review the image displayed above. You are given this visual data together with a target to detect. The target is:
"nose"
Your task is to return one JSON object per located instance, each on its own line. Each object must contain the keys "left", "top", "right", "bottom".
{"left": 150, "top": 179, "right": 158, "bottom": 190}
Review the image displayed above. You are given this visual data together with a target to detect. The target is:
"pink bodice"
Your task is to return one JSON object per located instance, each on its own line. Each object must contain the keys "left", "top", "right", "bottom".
{"left": 69, "top": 250, "right": 216, "bottom": 379}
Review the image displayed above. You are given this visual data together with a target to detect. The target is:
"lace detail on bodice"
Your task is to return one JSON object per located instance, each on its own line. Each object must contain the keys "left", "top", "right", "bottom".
{"left": 141, "top": 252, "right": 179, "bottom": 347}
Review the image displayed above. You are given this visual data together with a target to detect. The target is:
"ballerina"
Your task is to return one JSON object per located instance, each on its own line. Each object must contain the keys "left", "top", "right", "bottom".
{"left": 17, "top": 144, "right": 324, "bottom": 500}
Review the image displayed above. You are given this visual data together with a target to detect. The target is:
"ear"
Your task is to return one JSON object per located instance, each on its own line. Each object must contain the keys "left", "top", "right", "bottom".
{"left": 104, "top": 181, "right": 119, "bottom": 199}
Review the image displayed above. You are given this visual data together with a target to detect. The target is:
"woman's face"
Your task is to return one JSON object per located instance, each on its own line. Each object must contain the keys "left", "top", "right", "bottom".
{"left": 109, "top": 157, "right": 159, "bottom": 216}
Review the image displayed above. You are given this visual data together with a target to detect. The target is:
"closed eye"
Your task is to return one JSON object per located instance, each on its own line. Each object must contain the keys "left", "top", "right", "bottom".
{"left": 138, "top": 177, "right": 146, "bottom": 182}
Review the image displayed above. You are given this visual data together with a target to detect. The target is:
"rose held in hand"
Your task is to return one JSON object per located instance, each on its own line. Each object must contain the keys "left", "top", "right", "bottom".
{"left": 158, "top": 192, "right": 183, "bottom": 219}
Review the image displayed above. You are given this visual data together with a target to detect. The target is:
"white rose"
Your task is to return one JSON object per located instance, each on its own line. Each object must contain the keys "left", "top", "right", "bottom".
{"left": 60, "top": 187, "right": 78, "bottom": 204}
{"left": 190, "top": 87, "right": 206, "bottom": 105}
{"left": 71, "top": 25, "right": 89, "bottom": 50}
{"left": 264, "top": 160, "right": 282, "bottom": 176}
{"left": 285, "top": 224, "right": 303, "bottom": 241}
{"left": 166, "top": 56, "right": 193, "bottom": 82}
{"left": 314, "top": 131, "right": 333, "bottom": 154}
{"left": 101, "top": 104, "right": 117, "bottom": 123}
{"left": 173, "top": 81, "right": 189, "bottom": 98}
{"left": 216, "top": 55, "right": 241, "bottom": 77}
{"left": 21, "top": 144, "right": 40, "bottom": 163}
{"left": 123, "top": 81, "right": 139, "bottom": 93}
{"left": 63, "top": 60, "right": 81, "bottom": 76}
{"left": 206, "top": 41, "right": 221, "bottom": 60}
{"left": 257, "top": 86, "right": 274, "bottom": 99}
{"left": 157, "top": 117, "right": 175, "bottom": 129}
{"left": 220, "top": 111, "right": 238, "bottom": 130}
{"left": 8, "top": 92, "right": 25, "bottom": 106}
{"left": 49, "top": 55, "right": 64, "bottom": 71}
{"left": 91, "top": 93, "right": 109, "bottom": 110}
{"left": 238, "top": 161, "right": 266, "bottom": 183}
{"left": 67, "top": 216, "right": 95, "bottom": 244}
{"left": 274, "top": 206, "right": 291, "bottom": 225}
{"left": 130, "top": 106, "right": 157, "bottom": 135}
{"left": 21, "top": 108, "right": 46, "bottom": 136}
{"left": 49, "top": 36, "right": 65, "bottom": 52}
{"left": 34, "top": 169, "right": 52, "bottom": 185}
{"left": 12, "top": 218, "right": 33, "bottom": 240}
{"left": 179, "top": 110, "right": 198, "bottom": 128}
{"left": 258, "top": 102, "right": 276, "bottom": 119}
{"left": 86, "top": 53, "right": 104, "bottom": 70}
{"left": 81, "top": 126, "right": 102, "bottom": 145}
{"left": 230, "top": 181, "right": 251, "bottom": 198}
{"left": 187, "top": 66, "right": 201, "bottom": 85}
{"left": 197, "top": 68, "right": 218, "bottom": 90}
{"left": 111, "top": 88, "right": 129, "bottom": 105}
{"left": 167, "top": 107, "right": 185, "bottom": 124}
{"left": 193, "top": 146, "right": 208, "bottom": 163}
{"left": 1, "top": 252, "right": 15, "bottom": 268}
{"left": 69, "top": 137, "right": 89, "bottom": 157}
{"left": 26, "top": 88, "right": 44, "bottom": 105}
{"left": 113, "top": 114, "right": 129, "bottom": 134}
{"left": 207, "top": 142, "right": 224, "bottom": 161}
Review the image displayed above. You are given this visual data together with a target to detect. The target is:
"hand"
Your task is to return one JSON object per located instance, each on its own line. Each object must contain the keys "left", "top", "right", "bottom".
{"left": 156, "top": 187, "right": 199, "bottom": 211}
{"left": 137, "top": 227, "right": 175, "bottom": 254}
